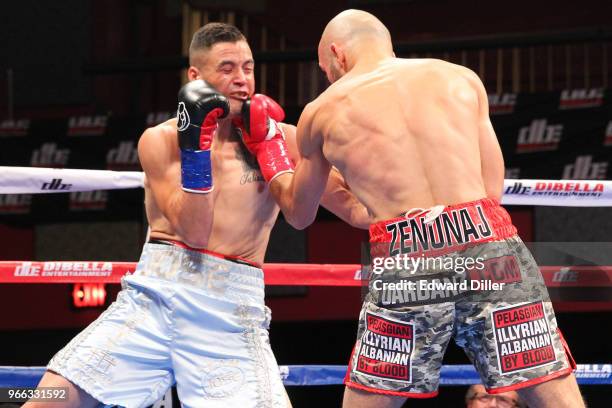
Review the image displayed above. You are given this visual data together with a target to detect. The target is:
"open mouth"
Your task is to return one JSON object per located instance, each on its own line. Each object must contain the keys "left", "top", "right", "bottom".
{"left": 230, "top": 92, "right": 249, "bottom": 100}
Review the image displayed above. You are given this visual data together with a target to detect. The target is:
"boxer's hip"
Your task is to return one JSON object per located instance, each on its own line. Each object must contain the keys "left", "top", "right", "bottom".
{"left": 127, "top": 240, "right": 265, "bottom": 305}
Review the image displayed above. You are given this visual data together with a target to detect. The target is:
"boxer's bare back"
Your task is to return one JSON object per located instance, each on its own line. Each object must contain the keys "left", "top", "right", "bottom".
{"left": 299, "top": 57, "right": 504, "bottom": 222}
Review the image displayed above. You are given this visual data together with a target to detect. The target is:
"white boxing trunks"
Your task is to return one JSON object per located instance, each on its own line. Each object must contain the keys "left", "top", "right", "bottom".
{"left": 48, "top": 241, "right": 288, "bottom": 408}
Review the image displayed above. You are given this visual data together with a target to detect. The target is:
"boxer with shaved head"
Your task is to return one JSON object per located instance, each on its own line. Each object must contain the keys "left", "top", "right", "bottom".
{"left": 243, "top": 9, "right": 585, "bottom": 408}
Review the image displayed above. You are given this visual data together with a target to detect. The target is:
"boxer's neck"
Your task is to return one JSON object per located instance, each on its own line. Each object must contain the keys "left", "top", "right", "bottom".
{"left": 215, "top": 118, "right": 241, "bottom": 143}
{"left": 344, "top": 44, "right": 392, "bottom": 74}
{"left": 349, "top": 54, "right": 393, "bottom": 75}
{"left": 214, "top": 119, "right": 236, "bottom": 142}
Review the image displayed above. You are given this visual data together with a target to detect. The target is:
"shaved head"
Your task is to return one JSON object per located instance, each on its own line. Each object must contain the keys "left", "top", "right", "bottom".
{"left": 320, "top": 9, "right": 391, "bottom": 51}
{"left": 318, "top": 10, "right": 393, "bottom": 83}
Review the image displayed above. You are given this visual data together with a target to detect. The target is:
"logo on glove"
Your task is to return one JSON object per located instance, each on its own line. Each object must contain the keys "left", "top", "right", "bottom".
{"left": 176, "top": 102, "right": 191, "bottom": 131}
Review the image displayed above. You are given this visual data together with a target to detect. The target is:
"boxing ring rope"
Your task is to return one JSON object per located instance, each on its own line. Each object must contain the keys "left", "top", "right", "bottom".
{"left": 1, "top": 364, "right": 611, "bottom": 387}
{"left": 1, "top": 166, "right": 612, "bottom": 206}
{"left": 1, "top": 261, "right": 612, "bottom": 287}
{"left": 0, "top": 166, "right": 610, "bottom": 389}
{"left": 0, "top": 167, "right": 143, "bottom": 193}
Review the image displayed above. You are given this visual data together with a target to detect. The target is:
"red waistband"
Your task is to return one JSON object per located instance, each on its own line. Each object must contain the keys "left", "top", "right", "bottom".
{"left": 369, "top": 198, "right": 517, "bottom": 257}
{"left": 148, "top": 239, "right": 261, "bottom": 268}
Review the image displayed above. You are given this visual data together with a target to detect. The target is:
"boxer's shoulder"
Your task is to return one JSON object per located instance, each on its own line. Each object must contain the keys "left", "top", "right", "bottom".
{"left": 430, "top": 59, "right": 480, "bottom": 86}
{"left": 297, "top": 100, "right": 326, "bottom": 135}
{"left": 155, "top": 118, "right": 179, "bottom": 136}
{"left": 306, "top": 90, "right": 336, "bottom": 115}
{"left": 140, "top": 119, "right": 177, "bottom": 145}
{"left": 393, "top": 58, "right": 479, "bottom": 98}
{"left": 138, "top": 118, "right": 179, "bottom": 163}
{"left": 395, "top": 58, "right": 468, "bottom": 79}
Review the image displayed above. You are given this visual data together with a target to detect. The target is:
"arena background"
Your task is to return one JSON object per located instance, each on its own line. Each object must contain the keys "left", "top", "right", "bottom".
{"left": 0, "top": 0, "right": 611, "bottom": 406}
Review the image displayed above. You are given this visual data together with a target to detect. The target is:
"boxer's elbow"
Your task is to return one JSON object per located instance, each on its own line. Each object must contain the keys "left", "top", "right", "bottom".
{"left": 349, "top": 205, "right": 373, "bottom": 230}
{"left": 285, "top": 216, "right": 311, "bottom": 231}
{"left": 273, "top": 184, "right": 317, "bottom": 229}
{"left": 285, "top": 211, "right": 316, "bottom": 231}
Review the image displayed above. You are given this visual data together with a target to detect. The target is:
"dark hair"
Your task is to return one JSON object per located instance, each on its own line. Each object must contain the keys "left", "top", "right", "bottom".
{"left": 465, "top": 385, "right": 526, "bottom": 408}
{"left": 189, "top": 22, "right": 246, "bottom": 57}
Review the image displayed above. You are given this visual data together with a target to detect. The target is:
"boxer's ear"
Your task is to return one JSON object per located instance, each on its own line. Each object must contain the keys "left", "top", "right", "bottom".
{"left": 187, "top": 66, "right": 201, "bottom": 81}
{"left": 330, "top": 44, "right": 343, "bottom": 64}
{"left": 330, "top": 43, "right": 348, "bottom": 73}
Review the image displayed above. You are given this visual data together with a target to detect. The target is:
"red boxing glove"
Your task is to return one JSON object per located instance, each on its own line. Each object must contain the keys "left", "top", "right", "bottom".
{"left": 234, "top": 94, "right": 294, "bottom": 183}
{"left": 257, "top": 94, "right": 285, "bottom": 122}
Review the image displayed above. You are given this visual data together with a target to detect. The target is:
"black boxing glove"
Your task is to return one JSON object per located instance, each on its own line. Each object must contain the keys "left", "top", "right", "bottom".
{"left": 176, "top": 79, "right": 229, "bottom": 193}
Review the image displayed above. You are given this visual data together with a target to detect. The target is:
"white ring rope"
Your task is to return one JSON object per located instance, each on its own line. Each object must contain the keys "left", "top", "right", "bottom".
{"left": 0, "top": 166, "right": 144, "bottom": 194}
{"left": 0, "top": 166, "right": 611, "bottom": 206}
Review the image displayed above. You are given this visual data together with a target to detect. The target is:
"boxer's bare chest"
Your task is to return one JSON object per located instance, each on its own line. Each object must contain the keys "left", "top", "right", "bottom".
{"left": 210, "top": 129, "right": 278, "bottom": 222}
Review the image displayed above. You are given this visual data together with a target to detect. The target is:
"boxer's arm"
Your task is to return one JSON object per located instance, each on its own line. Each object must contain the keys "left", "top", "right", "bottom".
{"left": 464, "top": 69, "right": 504, "bottom": 201}
{"left": 282, "top": 123, "right": 372, "bottom": 229}
{"left": 138, "top": 125, "right": 213, "bottom": 247}
{"left": 270, "top": 105, "right": 331, "bottom": 229}
{"left": 320, "top": 168, "right": 372, "bottom": 229}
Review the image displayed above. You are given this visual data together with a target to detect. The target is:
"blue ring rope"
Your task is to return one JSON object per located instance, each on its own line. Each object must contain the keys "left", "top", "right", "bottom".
{"left": 0, "top": 364, "right": 610, "bottom": 387}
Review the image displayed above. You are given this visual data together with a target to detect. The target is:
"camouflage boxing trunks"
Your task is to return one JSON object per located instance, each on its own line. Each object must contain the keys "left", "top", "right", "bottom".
{"left": 345, "top": 198, "right": 575, "bottom": 397}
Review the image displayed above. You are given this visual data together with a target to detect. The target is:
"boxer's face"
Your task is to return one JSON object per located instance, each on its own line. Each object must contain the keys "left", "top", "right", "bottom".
{"left": 467, "top": 385, "right": 522, "bottom": 408}
{"left": 189, "top": 40, "right": 255, "bottom": 117}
